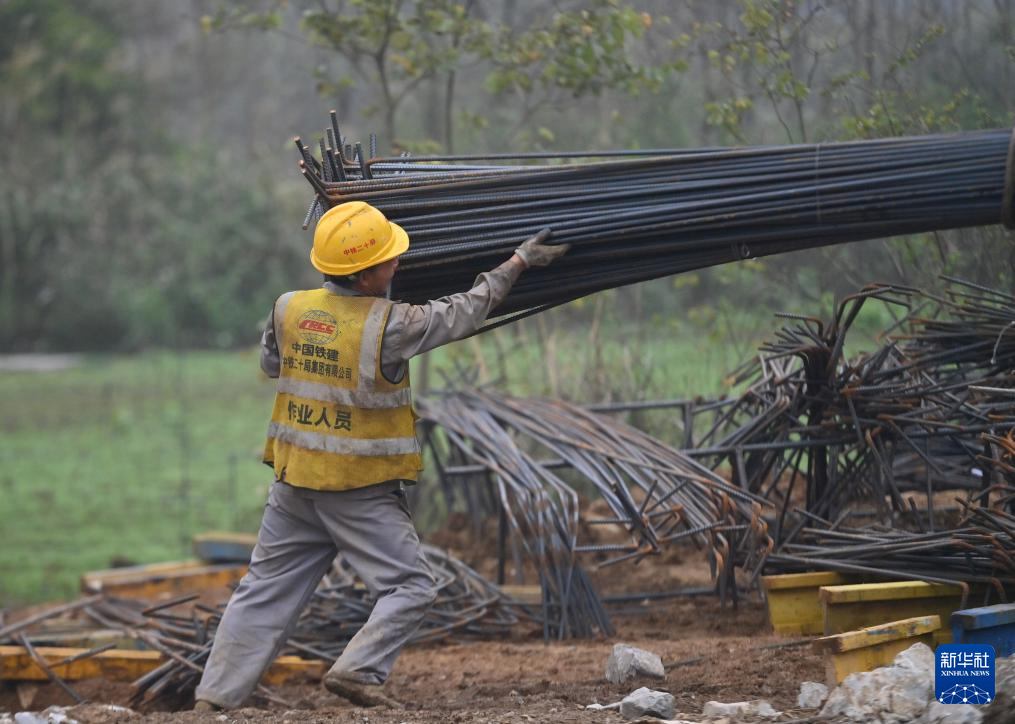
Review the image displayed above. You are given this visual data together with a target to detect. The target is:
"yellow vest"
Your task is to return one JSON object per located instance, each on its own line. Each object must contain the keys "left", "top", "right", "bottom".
{"left": 262, "top": 288, "right": 421, "bottom": 491}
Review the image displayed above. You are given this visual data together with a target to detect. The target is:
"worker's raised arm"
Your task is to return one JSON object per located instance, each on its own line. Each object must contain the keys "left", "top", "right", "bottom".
{"left": 379, "top": 230, "right": 567, "bottom": 379}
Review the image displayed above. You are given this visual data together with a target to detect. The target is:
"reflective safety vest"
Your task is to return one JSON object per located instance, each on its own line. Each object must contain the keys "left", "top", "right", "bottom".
{"left": 262, "top": 288, "right": 422, "bottom": 491}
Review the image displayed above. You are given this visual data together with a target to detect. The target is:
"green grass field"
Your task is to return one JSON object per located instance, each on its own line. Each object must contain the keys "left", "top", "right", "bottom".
{"left": 0, "top": 310, "right": 886, "bottom": 607}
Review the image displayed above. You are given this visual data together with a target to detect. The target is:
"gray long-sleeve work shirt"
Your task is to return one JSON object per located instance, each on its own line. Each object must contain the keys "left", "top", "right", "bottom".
{"left": 260, "top": 259, "right": 523, "bottom": 382}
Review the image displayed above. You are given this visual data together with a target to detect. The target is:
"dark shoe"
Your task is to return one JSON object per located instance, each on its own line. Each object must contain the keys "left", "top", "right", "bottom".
{"left": 323, "top": 674, "right": 404, "bottom": 709}
{"left": 193, "top": 700, "right": 223, "bottom": 712}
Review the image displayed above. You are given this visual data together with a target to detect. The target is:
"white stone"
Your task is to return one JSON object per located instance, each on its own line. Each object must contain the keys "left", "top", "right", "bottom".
{"left": 920, "top": 700, "right": 982, "bottom": 724}
{"left": 701, "top": 701, "right": 747, "bottom": 717}
{"left": 700, "top": 699, "right": 779, "bottom": 718}
{"left": 12, "top": 710, "right": 78, "bottom": 724}
{"left": 798, "top": 681, "right": 829, "bottom": 709}
{"left": 821, "top": 671, "right": 880, "bottom": 720}
{"left": 605, "top": 644, "right": 666, "bottom": 684}
{"left": 619, "top": 687, "right": 676, "bottom": 720}
{"left": 893, "top": 643, "right": 934, "bottom": 674}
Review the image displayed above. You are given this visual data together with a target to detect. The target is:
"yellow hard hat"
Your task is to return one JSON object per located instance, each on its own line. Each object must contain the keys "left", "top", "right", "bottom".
{"left": 311, "top": 201, "right": 410, "bottom": 275}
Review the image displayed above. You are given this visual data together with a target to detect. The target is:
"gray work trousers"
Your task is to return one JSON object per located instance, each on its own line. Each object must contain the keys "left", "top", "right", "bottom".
{"left": 195, "top": 479, "right": 437, "bottom": 709}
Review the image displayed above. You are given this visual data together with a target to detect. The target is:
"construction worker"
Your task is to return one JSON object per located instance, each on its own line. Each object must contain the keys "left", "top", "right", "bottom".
{"left": 193, "top": 201, "right": 568, "bottom": 711}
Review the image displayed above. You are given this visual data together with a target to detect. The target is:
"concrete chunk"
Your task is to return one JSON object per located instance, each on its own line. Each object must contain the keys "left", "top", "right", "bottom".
{"left": 619, "top": 687, "right": 676, "bottom": 720}
{"left": 605, "top": 643, "right": 665, "bottom": 684}
{"left": 798, "top": 681, "right": 829, "bottom": 709}
{"left": 701, "top": 699, "right": 780, "bottom": 718}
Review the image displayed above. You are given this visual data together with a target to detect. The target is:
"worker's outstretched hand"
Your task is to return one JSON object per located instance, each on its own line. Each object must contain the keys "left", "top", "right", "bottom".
{"left": 515, "top": 228, "right": 570, "bottom": 268}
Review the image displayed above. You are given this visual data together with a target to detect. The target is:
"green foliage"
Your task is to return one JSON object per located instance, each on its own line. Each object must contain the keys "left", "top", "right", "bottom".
{"left": 206, "top": 0, "right": 671, "bottom": 151}
{"left": 0, "top": 1, "right": 308, "bottom": 352}
{"left": 208, "top": 0, "right": 492, "bottom": 147}
{"left": 0, "top": 0, "right": 129, "bottom": 135}
{"left": 484, "top": 2, "right": 663, "bottom": 97}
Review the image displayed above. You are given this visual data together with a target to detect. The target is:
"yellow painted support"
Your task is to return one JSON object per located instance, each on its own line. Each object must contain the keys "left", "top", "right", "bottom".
{"left": 81, "top": 560, "right": 247, "bottom": 598}
{"left": 820, "top": 581, "right": 963, "bottom": 635}
{"left": 0, "top": 646, "right": 324, "bottom": 685}
{"left": 813, "top": 615, "right": 940, "bottom": 686}
{"left": 0, "top": 646, "right": 162, "bottom": 681}
{"left": 762, "top": 571, "right": 851, "bottom": 635}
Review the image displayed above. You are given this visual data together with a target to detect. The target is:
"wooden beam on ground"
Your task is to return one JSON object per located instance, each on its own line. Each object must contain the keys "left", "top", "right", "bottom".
{"left": 762, "top": 571, "right": 852, "bottom": 635}
{"left": 812, "top": 615, "right": 940, "bottom": 686}
{"left": 0, "top": 646, "right": 162, "bottom": 682}
{"left": 819, "top": 581, "right": 963, "bottom": 636}
{"left": 81, "top": 560, "right": 247, "bottom": 598}
{"left": 0, "top": 646, "right": 324, "bottom": 685}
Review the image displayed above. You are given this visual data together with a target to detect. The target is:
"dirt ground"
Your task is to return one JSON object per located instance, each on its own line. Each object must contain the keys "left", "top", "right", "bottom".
{"left": 1, "top": 578, "right": 823, "bottom": 722}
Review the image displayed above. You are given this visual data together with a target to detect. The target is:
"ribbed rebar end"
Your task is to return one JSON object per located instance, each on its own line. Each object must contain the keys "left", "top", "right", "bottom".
{"left": 1004, "top": 126, "right": 1015, "bottom": 229}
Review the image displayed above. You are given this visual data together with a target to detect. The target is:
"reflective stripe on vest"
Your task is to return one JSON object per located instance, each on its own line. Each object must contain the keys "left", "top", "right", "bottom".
{"left": 263, "top": 289, "right": 421, "bottom": 491}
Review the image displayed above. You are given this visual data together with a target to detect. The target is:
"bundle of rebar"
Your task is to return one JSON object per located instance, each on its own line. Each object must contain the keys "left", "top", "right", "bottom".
{"left": 297, "top": 114, "right": 1015, "bottom": 326}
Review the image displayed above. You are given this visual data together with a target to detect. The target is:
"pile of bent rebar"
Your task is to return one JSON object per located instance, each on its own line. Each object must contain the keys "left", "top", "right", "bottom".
{"left": 297, "top": 115, "right": 1015, "bottom": 324}
{"left": 416, "top": 389, "right": 774, "bottom": 638}
{"left": 415, "top": 278, "right": 1015, "bottom": 614}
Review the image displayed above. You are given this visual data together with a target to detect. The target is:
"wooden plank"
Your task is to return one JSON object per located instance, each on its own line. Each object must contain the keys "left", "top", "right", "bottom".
{"left": 762, "top": 572, "right": 851, "bottom": 636}
{"left": 820, "top": 582, "right": 962, "bottom": 635}
{"left": 763, "top": 571, "right": 849, "bottom": 591}
{"left": 951, "top": 603, "right": 1015, "bottom": 657}
{"left": 0, "top": 646, "right": 162, "bottom": 682}
{"left": 81, "top": 561, "right": 206, "bottom": 587}
{"left": 10, "top": 630, "right": 139, "bottom": 651}
{"left": 812, "top": 616, "right": 941, "bottom": 686}
{"left": 951, "top": 603, "right": 1015, "bottom": 631}
{"left": 0, "top": 646, "right": 324, "bottom": 685}
{"left": 813, "top": 615, "right": 940, "bottom": 654}
{"left": 81, "top": 560, "right": 247, "bottom": 598}
{"left": 823, "top": 633, "right": 937, "bottom": 687}
{"left": 192, "top": 532, "right": 258, "bottom": 564}
{"left": 820, "top": 581, "right": 962, "bottom": 604}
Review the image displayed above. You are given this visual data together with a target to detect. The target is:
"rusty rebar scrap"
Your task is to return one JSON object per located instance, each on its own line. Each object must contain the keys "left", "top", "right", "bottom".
{"left": 16, "top": 633, "right": 86, "bottom": 705}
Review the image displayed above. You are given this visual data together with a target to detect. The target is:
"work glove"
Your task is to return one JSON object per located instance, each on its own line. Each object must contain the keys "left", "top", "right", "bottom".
{"left": 514, "top": 228, "right": 570, "bottom": 268}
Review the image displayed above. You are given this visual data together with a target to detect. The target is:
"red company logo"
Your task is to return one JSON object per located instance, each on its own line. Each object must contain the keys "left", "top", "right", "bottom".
{"left": 299, "top": 319, "right": 336, "bottom": 335}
